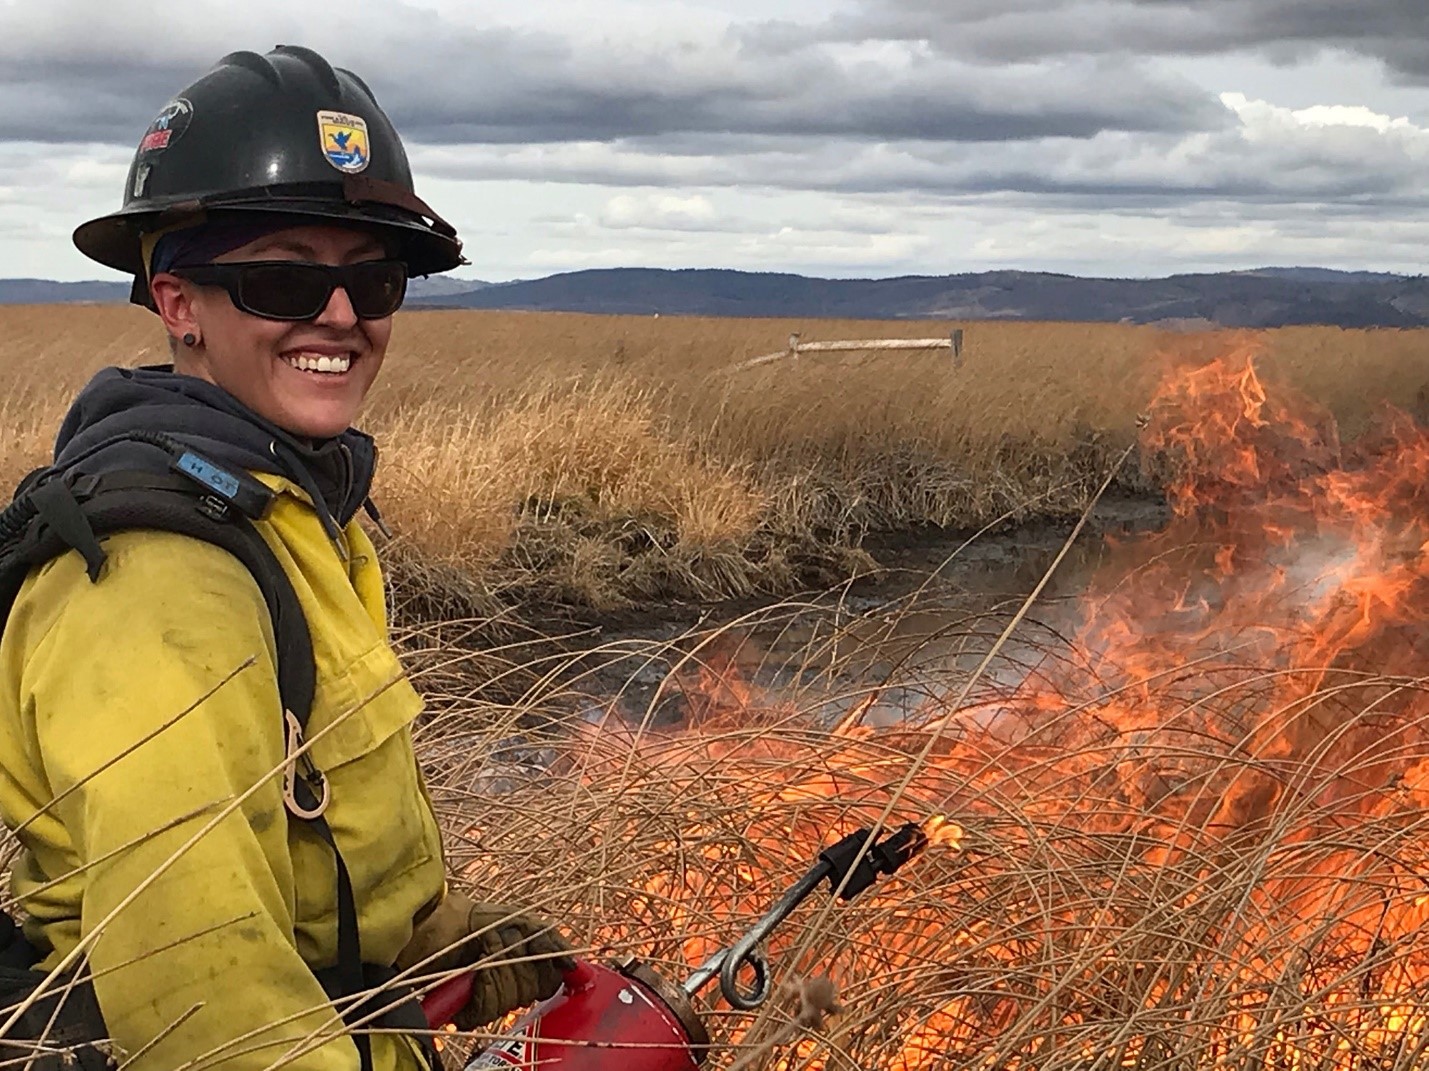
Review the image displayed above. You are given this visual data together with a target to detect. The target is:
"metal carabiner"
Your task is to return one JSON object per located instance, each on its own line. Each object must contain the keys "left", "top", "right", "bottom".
{"left": 282, "top": 710, "right": 330, "bottom": 820}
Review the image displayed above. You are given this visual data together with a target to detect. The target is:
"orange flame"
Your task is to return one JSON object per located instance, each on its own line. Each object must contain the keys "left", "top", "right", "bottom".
{"left": 921, "top": 814, "right": 963, "bottom": 850}
{"left": 471, "top": 337, "right": 1429, "bottom": 1070}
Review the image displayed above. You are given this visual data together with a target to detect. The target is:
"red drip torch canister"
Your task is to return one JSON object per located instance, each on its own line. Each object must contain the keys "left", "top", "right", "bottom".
{"left": 425, "top": 822, "right": 936, "bottom": 1071}
{"left": 456, "top": 958, "right": 708, "bottom": 1071}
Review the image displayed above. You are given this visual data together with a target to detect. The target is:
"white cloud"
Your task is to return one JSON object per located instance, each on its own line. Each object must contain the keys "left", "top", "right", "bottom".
{"left": 599, "top": 193, "right": 719, "bottom": 230}
{"left": 747, "top": 225, "right": 935, "bottom": 267}
{"left": 1221, "top": 92, "right": 1420, "bottom": 136}
{"left": 1290, "top": 105, "right": 1415, "bottom": 134}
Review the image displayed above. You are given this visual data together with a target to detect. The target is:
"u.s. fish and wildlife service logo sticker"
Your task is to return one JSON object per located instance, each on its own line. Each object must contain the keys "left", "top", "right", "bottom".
{"left": 317, "top": 110, "right": 370, "bottom": 173}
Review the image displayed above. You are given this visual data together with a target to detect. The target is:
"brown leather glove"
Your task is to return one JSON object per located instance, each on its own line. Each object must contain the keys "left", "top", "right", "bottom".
{"left": 397, "top": 890, "right": 576, "bottom": 1029}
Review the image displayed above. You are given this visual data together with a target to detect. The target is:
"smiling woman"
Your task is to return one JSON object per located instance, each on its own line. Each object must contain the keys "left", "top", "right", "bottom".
{"left": 154, "top": 226, "right": 403, "bottom": 438}
{"left": 0, "top": 43, "right": 576, "bottom": 1071}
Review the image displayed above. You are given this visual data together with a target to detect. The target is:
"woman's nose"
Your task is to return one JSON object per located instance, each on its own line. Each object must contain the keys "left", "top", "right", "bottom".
{"left": 314, "top": 285, "right": 359, "bottom": 328}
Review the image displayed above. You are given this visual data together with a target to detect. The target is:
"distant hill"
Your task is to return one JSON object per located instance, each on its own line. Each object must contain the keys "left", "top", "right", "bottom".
{"left": 407, "top": 276, "right": 492, "bottom": 299}
{"left": 0, "top": 279, "right": 130, "bottom": 304}
{"left": 410, "top": 268, "right": 1429, "bottom": 328}
{"left": 1231, "top": 267, "right": 1408, "bottom": 285}
{"left": 6, "top": 268, "right": 1427, "bottom": 328}
{"left": 0, "top": 275, "right": 490, "bottom": 306}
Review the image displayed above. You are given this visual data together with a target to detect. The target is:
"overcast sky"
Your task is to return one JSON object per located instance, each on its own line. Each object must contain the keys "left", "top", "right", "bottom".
{"left": 4, "top": 0, "right": 1429, "bottom": 281}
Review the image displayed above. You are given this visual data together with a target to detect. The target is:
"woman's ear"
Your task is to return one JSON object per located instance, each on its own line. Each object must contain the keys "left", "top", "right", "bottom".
{"left": 150, "top": 273, "right": 201, "bottom": 346}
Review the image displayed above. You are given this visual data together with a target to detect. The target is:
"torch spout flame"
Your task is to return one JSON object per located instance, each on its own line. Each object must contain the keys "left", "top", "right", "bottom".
{"left": 924, "top": 813, "right": 965, "bottom": 849}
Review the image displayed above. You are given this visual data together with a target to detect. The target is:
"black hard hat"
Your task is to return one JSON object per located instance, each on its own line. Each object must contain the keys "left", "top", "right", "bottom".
{"left": 73, "top": 44, "right": 463, "bottom": 294}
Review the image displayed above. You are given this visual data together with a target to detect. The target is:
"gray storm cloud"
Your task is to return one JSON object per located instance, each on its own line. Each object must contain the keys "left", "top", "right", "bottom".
{"left": 408, "top": 100, "right": 1429, "bottom": 210}
{"left": 826, "top": 0, "right": 1429, "bottom": 80}
{"left": 0, "top": 0, "right": 1224, "bottom": 146}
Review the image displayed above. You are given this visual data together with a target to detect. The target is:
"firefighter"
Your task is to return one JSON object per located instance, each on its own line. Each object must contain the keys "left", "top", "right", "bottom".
{"left": 0, "top": 46, "right": 572, "bottom": 1070}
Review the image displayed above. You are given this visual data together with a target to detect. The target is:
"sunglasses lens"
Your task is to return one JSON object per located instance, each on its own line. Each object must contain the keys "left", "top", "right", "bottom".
{"left": 209, "top": 261, "right": 408, "bottom": 320}
{"left": 237, "top": 264, "right": 333, "bottom": 320}
{"left": 345, "top": 261, "right": 407, "bottom": 319}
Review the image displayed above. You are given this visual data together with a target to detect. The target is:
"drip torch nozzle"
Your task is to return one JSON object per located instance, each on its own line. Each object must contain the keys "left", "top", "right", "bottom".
{"left": 818, "top": 822, "right": 929, "bottom": 901}
{"left": 684, "top": 821, "right": 935, "bottom": 1010}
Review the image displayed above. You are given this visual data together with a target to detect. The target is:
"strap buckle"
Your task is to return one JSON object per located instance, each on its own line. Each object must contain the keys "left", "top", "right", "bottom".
{"left": 282, "top": 710, "right": 330, "bottom": 820}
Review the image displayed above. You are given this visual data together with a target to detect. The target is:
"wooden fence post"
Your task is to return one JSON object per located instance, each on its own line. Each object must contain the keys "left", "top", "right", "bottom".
{"left": 951, "top": 328, "right": 964, "bottom": 370}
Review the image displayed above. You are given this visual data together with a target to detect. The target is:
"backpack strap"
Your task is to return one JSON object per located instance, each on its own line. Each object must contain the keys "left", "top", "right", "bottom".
{"left": 0, "top": 470, "right": 315, "bottom": 727}
{"left": 0, "top": 449, "right": 433, "bottom": 1071}
{"left": 26, "top": 482, "right": 106, "bottom": 582}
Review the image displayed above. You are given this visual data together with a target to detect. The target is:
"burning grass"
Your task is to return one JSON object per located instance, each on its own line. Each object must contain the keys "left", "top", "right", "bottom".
{"left": 395, "top": 345, "right": 1429, "bottom": 1069}
{"left": 418, "top": 694, "right": 1429, "bottom": 1070}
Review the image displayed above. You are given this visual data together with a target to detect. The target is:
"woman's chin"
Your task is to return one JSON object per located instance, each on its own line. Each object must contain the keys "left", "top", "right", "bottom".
{"left": 270, "top": 400, "right": 360, "bottom": 440}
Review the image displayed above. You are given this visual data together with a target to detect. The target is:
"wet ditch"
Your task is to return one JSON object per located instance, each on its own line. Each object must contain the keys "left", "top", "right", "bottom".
{"left": 528, "top": 492, "right": 1174, "bottom": 727}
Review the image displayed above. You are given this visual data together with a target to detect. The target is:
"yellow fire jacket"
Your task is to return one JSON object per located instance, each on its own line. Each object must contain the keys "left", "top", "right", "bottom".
{"left": 0, "top": 473, "right": 445, "bottom": 1070}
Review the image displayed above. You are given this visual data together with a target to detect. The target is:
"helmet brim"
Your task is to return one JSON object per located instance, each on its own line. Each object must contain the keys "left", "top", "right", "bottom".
{"left": 75, "top": 198, "right": 465, "bottom": 281}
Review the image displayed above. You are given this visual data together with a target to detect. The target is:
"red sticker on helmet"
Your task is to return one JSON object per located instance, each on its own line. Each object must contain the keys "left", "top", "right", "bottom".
{"left": 139, "top": 98, "right": 193, "bottom": 154}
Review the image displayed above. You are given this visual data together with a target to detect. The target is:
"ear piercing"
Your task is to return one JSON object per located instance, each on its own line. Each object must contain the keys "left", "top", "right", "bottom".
{"left": 182, "top": 333, "right": 197, "bottom": 346}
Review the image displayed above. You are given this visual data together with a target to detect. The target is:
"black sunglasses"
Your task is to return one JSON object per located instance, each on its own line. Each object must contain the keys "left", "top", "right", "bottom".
{"left": 170, "top": 259, "right": 408, "bottom": 321}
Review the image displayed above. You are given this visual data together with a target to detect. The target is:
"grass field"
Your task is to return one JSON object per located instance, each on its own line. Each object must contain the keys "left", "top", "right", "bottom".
{"left": 5, "top": 305, "right": 1428, "bottom": 610}
{"left": 2, "top": 305, "right": 1429, "bottom": 1069}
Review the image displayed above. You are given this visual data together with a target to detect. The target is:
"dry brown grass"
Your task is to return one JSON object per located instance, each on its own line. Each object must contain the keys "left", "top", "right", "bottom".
{"left": 5, "top": 305, "right": 1426, "bottom": 610}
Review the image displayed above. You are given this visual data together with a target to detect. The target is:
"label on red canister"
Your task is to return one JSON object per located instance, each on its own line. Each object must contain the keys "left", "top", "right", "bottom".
{"left": 464, "top": 1033, "right": 530, "bottom": 1069}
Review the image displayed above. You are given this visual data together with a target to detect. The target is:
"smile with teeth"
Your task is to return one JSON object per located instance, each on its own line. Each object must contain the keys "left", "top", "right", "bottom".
{"left": 282, "top": 352, "right": 352, "bottom": 374}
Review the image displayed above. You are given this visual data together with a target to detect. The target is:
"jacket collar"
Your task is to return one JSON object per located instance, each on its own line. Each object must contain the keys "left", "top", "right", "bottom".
{"left": 54, "top": 365, "right": 378, "bottom": 533}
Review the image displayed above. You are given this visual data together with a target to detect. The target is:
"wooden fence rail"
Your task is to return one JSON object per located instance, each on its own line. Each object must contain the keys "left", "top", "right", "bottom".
{"left": 730, "top": 329, "right": 965, "bottom": 373}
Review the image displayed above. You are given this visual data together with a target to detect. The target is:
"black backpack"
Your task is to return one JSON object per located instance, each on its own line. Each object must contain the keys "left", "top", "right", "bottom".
{"left": 0, "top": 432, "right": 434, "bottom": 1070}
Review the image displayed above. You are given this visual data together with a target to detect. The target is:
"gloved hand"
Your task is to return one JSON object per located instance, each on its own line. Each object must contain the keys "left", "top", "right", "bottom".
{"left": 397, "top": 890, "right": 576, "bottom": 1028}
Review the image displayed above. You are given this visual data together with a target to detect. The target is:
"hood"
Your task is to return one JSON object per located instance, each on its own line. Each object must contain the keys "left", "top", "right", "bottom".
{"left": 53, "top": 366, "right": 377, "bottom": 534}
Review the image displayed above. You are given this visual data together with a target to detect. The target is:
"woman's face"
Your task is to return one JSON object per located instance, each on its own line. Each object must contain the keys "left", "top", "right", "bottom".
{"left": 152, "top": 224, "right": 394, "bottom": 439}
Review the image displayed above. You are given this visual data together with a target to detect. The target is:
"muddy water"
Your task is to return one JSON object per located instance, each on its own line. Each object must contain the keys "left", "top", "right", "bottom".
{"left": 562, "top": 494, "right": 1171, "bottom": 725}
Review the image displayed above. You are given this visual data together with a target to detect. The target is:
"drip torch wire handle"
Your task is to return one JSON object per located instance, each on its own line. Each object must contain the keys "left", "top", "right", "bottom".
{"left": 683, "top": 822, "right": 930, "bottom": 1011}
